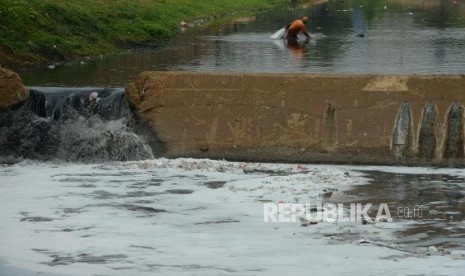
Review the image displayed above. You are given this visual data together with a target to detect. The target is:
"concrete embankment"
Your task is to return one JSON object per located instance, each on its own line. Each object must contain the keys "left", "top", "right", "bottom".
{"left": 126, "top": 72, "right": 465, "bottom": 166}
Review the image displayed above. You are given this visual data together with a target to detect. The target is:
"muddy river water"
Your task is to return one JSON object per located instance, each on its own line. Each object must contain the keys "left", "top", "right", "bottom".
{"left": 3, "top": 1, "right": 465, "bottom": 274}
{"left": 20, "top": 0, "right": 465, "bottom": 87}
{"left": 330, "top": 169, "right": 465, "bottom": 252}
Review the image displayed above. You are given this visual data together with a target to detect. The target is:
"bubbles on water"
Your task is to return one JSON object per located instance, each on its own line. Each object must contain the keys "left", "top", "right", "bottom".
{"left": 56, "top": 117, "right": 153, "bottom": 163}
{"left": 0, "top": 88, "right": 155, "bottom": 163}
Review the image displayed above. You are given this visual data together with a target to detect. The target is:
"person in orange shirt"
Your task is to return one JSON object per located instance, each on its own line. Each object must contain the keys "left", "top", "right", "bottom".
{"left": 285, "top": 16, "right": 311, "bottom": 44}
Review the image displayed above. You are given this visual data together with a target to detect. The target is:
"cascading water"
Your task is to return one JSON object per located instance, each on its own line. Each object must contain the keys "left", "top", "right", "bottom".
{"left": 0, "top": 87, "right": 158, "bottom": 163}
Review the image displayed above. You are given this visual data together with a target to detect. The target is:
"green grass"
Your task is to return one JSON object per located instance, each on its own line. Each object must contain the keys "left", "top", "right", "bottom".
{"left": 0, "top": 0, "right": 284, "bottom": 69}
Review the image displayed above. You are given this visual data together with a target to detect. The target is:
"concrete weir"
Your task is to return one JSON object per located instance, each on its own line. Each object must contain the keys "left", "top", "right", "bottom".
{"left": 126, "top": 72, "right": 465, "bottom": 166}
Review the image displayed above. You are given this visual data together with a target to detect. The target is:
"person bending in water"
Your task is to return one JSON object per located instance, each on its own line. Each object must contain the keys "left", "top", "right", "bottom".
{"left": 285, "top": 16, "right": 311, "bottom": 44}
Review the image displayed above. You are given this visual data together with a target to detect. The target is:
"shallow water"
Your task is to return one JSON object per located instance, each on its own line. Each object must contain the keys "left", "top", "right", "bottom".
{"left": 20, "top": 0, "right": 465, "bottom": 87}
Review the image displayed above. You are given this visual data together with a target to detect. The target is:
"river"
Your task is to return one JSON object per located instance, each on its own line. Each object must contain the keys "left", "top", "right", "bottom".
{"left": 2, "top": 1, "right": 465, "bottom": 275}
{"left": 19, "top": 0, "right": 465, "bottom": 87}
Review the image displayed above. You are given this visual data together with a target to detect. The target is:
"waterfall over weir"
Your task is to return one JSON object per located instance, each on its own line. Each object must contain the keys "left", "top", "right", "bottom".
{"left": 0, "top": 87, "right": 156, "bottom": 163}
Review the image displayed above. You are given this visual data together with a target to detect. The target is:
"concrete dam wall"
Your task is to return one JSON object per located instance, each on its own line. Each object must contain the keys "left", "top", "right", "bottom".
{"left": 126, "top": 72, "right": 465, "bottom": 166}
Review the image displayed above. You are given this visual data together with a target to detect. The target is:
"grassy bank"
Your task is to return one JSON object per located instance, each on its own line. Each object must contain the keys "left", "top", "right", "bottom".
{"left": 0, "top": 0, "right": 284, "bottom": 69}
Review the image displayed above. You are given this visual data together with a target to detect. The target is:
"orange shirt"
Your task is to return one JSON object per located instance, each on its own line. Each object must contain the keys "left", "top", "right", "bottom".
{"left": 286, "top": 19, "right": 309, "bottom": 39}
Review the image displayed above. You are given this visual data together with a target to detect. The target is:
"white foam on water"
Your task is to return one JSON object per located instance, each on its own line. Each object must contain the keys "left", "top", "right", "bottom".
{"left": 0, "top": 159, "right": 463, "bottom": 275}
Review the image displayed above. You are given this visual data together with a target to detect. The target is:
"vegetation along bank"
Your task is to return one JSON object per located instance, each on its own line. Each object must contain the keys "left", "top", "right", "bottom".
{"left": 0, "top": 0, "right": 284, "bottom": 70}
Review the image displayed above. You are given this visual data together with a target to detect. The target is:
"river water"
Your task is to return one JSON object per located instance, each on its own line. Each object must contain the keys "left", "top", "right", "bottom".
{"left": 0, "top": 160, "right": 464, "bottom": 275}
{"left": 2, "top": 1, "right": 465, "bottom": 274}
{"left": 20, "top": 0, "right": 465, "bottom": 87}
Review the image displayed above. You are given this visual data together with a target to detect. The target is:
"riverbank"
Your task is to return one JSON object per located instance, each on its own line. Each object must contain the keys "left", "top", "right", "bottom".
{"left": 0, "top": 0, "right": 285, "bottom": 70}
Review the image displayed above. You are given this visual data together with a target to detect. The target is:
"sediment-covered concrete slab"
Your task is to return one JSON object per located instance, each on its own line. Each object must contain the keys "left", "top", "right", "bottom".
{"left": 126, "top": 72, "right": 465, "bottom": 165}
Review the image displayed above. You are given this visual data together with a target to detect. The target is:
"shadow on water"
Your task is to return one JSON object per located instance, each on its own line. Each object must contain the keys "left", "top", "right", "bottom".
{"left": 332, "top": 170, "right": 465, "bottom": 251}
